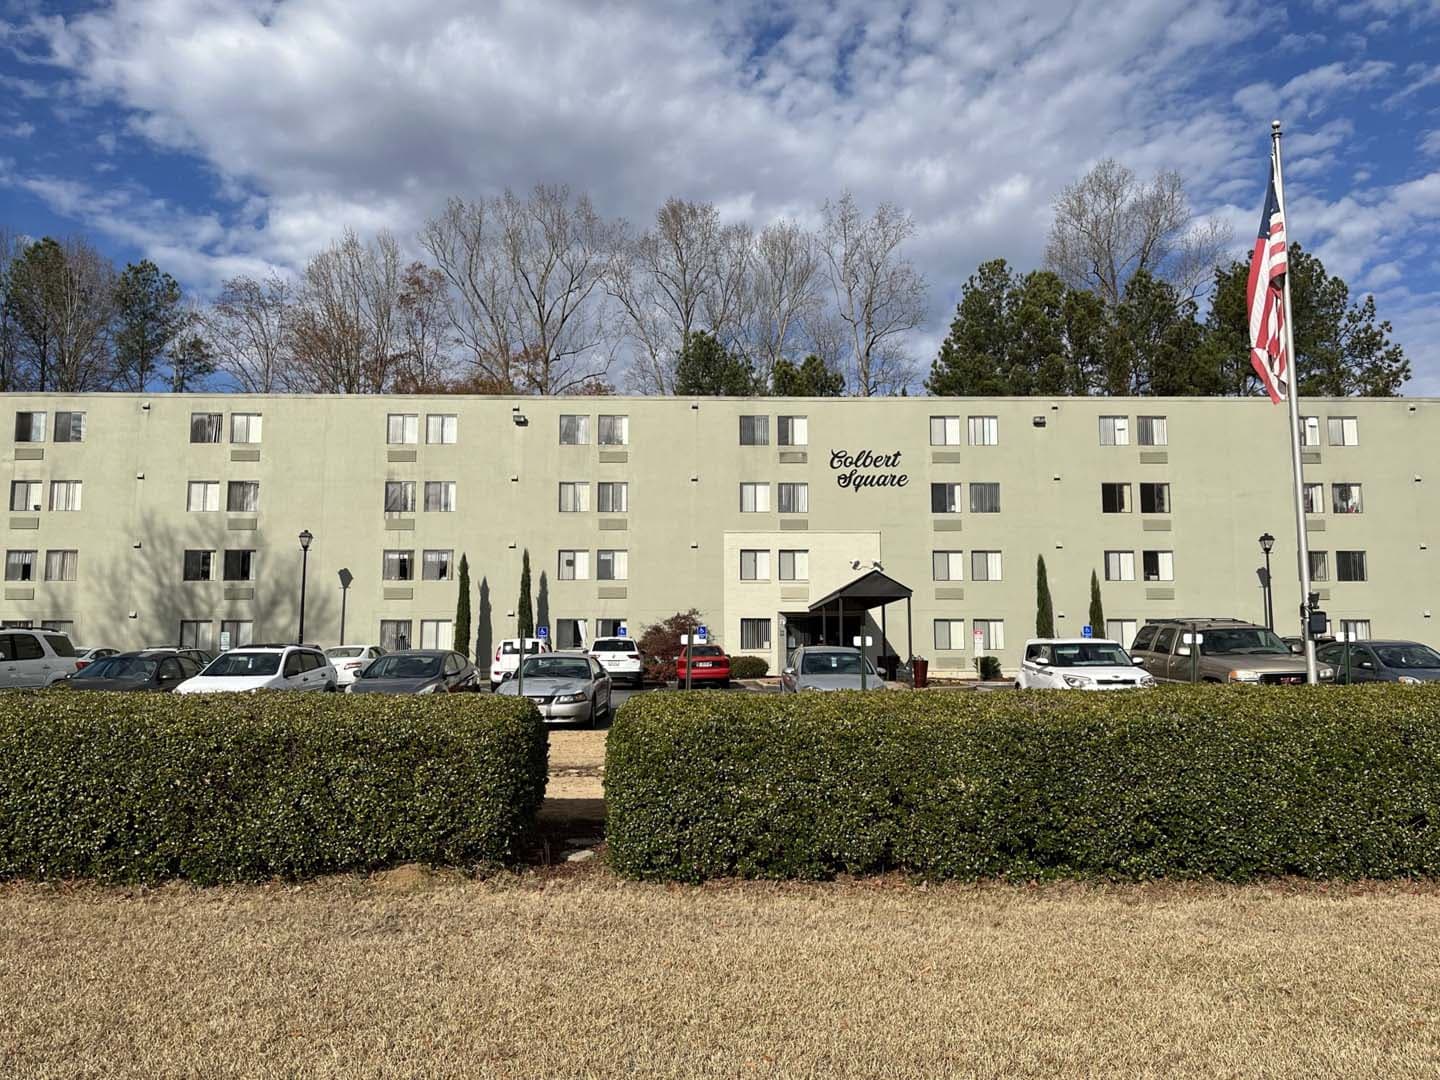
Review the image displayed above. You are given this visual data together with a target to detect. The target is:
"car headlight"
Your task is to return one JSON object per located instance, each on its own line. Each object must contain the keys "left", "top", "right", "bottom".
{"left": 553, "top": 692, "right": 586, "bottom": 704}
{"left": 1319, "top": 668, "right": 1334, "bottom": 680}
{"left": 344, "top": 683, "right": 354, "bottom": 693}
{"left": 1228, "top": 670, "right": 1262, "bottom": 683}
{"left": 1399, "top": 675, "right": 1422, "bottom": 685}
{"left": 1139, "top": 675, "right": 1157, "bottom": 687}
{"left": 1062, "top": 674, "right": 1093, "bottom": 688}
{"left": 417, "top": 683, "right": 440, "bottom": 695}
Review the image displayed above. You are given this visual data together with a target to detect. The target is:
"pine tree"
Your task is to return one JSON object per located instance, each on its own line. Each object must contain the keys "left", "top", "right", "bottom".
{"left": 1036, "top": 556, "right": 1055, "bottom": 638}
{"left": 517, "top": 549, "right": 534, "bottom": 640}
{"left": 455, "top": 554, "right": 471, "bottom": 659}
{"left": 1089, "top": 570, "right": 1105, "bottom": 637}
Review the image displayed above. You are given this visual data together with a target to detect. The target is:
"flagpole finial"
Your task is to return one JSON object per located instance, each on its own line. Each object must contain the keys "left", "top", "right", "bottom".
{"left": 1272, "top": 119, "right": 1282, "bottom": 134}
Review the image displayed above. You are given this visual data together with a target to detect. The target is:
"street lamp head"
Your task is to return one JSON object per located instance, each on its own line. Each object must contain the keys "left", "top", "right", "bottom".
{"left": 299, "top": 529, "right": 313, "bottom": 551}
{"left": 337, "top": 567, "right": 353, "bottom": 589}
{"left": 1259, "top": 532, "right": 1275, "bottom": 554}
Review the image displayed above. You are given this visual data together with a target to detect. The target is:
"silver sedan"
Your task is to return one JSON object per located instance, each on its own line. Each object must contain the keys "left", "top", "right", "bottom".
{"left": 495, "top": 650, "right": 613, "bottom": 726}
{"left": 781, "top": 647, "right": 888, "bottom": 692}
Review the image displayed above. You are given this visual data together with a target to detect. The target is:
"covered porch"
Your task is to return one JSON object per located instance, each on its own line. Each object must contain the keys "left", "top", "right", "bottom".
{"left": 781, "top": 568, "right": 914, "bottom": 678}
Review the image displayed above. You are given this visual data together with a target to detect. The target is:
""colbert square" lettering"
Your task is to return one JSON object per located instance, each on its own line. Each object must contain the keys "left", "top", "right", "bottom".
{"left": 829, "top": 449, "right": 910, "bottom": 491}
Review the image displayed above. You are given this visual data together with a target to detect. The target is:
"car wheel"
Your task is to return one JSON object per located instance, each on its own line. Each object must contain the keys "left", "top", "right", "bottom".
{"left": 324, "top": 682, "right": 337, "bottom": 692}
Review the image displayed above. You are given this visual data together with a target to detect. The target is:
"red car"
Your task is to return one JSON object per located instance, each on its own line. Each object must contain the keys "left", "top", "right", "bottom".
{"left": 676, "top": 644, "right": 731, "bottom": 688}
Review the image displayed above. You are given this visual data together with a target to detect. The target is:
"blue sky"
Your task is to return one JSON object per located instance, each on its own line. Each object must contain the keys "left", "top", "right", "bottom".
{"left": 2, "top": 0, "right": 1439, "bottom": 391}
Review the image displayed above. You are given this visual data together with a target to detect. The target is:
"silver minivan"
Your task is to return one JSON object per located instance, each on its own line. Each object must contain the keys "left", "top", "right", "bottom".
{"left": 0, "top": 628, "right": 82, "bottom": 687}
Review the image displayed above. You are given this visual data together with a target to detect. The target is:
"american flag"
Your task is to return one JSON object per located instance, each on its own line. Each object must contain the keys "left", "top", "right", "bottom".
{"left": 1246, "top": 157, "right": 1289, "bottom": 404}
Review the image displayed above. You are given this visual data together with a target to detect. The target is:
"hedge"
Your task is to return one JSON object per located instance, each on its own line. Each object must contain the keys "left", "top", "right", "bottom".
{"left": 0, "top": 692, "right": 547, "bottom": 884}
{"left": 605, "top": 686, "right": 1440, "bottom": 882}
{"left": 730, "top": 656, "right": 770, "bottom": 679}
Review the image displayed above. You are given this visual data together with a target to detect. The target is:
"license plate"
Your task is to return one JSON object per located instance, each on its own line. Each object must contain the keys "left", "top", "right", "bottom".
{"left": 696, "top": 661, "right": 714, "bottom": 668}
{"left": 1276, "top": 675, "right": 1302, "bottom": 685}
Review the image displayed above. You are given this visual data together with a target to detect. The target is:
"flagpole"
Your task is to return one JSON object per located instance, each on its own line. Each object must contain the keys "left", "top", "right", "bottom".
{"left": 1271, "top": 119, "right": 1319, "bottom": 685}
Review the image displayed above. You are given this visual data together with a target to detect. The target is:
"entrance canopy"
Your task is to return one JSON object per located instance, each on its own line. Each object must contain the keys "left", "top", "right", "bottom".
{"left": 798, "top": 568, "right": 915, "bottom": 662}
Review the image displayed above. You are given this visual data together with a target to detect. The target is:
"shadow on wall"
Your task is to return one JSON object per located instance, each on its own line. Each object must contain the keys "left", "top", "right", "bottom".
{"left": 476, "top": 576, "right": 493, "bottom": 666}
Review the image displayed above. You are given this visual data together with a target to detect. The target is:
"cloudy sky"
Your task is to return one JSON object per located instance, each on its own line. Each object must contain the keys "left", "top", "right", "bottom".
{"left": 2, "top": 0, "right": 1439, "bottom": 391}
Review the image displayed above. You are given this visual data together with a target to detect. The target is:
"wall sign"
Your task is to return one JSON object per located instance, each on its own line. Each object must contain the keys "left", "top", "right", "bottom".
{"left": 829, "top": 449, "right": 910, "bottom": 491}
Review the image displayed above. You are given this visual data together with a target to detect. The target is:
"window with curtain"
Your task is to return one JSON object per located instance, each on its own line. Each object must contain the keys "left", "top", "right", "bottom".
{"left": 386, "top": 414, "right": 418, "bottom": 444}
{"left": 1099, "top": 416, "right": 1129, "bottom": 445}
{"left": 54, "top": 412, "right": 85, "bottom": 442}
{"left": 420, "top": 620, "right": 454, "bottom": 650}
{"left": 1139, "top": 483, "right": 1170, "bottom": 514}
{"left": 778, "top": 483, "right": 808, "bottom": 513}
{"left": 739, "top": 549, "right": 770, "bottom": 581}
{"left": 187, "top": 481, "right": 220, "bottom": 512}
{"left": 739, "top": 483, "right": 770, "bottom": 512}
{"left": 380, "top": 620, "right": 412, "bottom": 650}
{"left": 929, "top": 416, "right": 960, "bottom": 446}
{"left": 426, "top": 414, "right": 457, "bottom": 444}
{"left": 1105, "top": 551, "right": 1135, "bottom": 581}
{"left": 384, "top": 481, "right": 415, "bottom": 513}
{"left": 383, "top": 550, "right": 415, "bottom": 581}
{"left": 967, "top": 416, "right": 998, "bottom": 446}
{"left": 932, "top": 551, "right": 963, "bottom": 581}
{"left": 1101, "top": 483, "right": 1131, "bottom": 513}
{"left": 10, "top": 481, "right": 40, "bottom": 512}
{"left": 1142, "top": 550, "right": 1174, "bottom": 581}
{"left": 597, "top": 482, "right": 628, "bottom": 513}
{"left": 969, "top": 483, "right": 1000, "bottom": 513}
{"left": 49, "top": 481, "right": 82, "bottom": 511}
{"left": 1332, "top": 484, "right": 1363, "bottom": 514}
{"left": 930, "top": 483, "right": 960, "bottom": 513}
{"left": 559, "top": 415, "right": 590, "bottom": 444}
{"left": 14, "top": 411, "right": 46, "bottom": 442}
{"left": 226, "top": 481, "right": 259, "bottom": 513}
{"left": 1137, "top": 416, "right": 1167, "bottom": 446}
{"left": 1336, "top": 550, "right": 1368, "bottom": 582}
{"left": 1303, "top": 483, "right": 1324, "bottom": 514}
{"left": 1308, "top": 551, "right": 1329, "bottom": 582}
{"left": 1327, "top": 416, "right": 1359, "bottom": 446}
{"left": 597, "top": 550, "right": 628, "bottom": 581}
{"left": 190, "top": 413, "right": 222, "bottom": 443}
{"left": 559, "top": 482, "right": 591, "bottom": 512}
{"left": 422, "top": 550, "right": 454, "bottom": 580}
{"left": 558, "top": 550, "right": 591, "bottom": 581}
{"left": 778, "top": 416, "right": 808, "bottom": 446}
{"left": 44, "top": 549, "right": 78, "bottom": 582}
{"left": 230, "top": 413, "right": 263, "bottom": 444}
{"left": 934, "top": 619, "right": 965, "bottom": 650}
{"left": 974, "top": 619, "right": 1005, "bottom": 650}
{"left": 598, "top": 415, "right": 628, "bottom": 445}
{"left": 424, "top": 481, "right": 456, "bottom": 512}
{"left": 179, "top": 620, "right": 213, "bottom": 649}
{"left": 970, "top": 551, "right": 1002, "bottom": 581}
{"left": 778, "top": 550, "right": 809, "bottom": 581}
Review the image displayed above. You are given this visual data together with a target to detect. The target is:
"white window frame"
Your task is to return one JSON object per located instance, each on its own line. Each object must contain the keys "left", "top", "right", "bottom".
{"left": 380, "top": 619, "right": 413, "bottom": 651}
{"left": 190, "top": 412, "right": 222, "bottom": 444}
{"left": 426, "top": 414, "right": 457, "bottom": 445}
{"left": 930, "top": 415, "right": 961, "bottom": 446}
{"left": 739, "top": 483, "right": 770, "bottom": 513}
{"left": 387, "top": 413, "right": 419, "bottom": 445}
{"left": 230, "top": 413, "right": 263, "bottom": 444}
{"left": 967, "top": 416, "right": 998, "bottom": 446}
{"left": 187, "top": 481, "right": 220, "bottom": 513}
{"left": 220, "top": 619, "right": 254, "bottom": 647}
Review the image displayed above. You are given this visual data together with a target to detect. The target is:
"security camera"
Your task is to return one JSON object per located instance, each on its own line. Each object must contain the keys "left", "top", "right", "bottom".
{"left": 850, "top": 560, "right": 861, "bottom": 570}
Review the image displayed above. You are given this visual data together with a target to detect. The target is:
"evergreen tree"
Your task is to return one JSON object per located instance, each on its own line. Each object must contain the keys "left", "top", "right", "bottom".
{"left": 517, "top": 549, "right": 534, "bottom": 640}
{"left": 772, "top": 353, "right": 845, "bottom": 396}
{"left": 1036, "top": 556, "right": 1055, "bottom": 638}
{"left": 1089, "top": 571, "right": 1105, "bottom": 638}
{"left": 455, "top": 554, "right": 471, "bottom": 659}
{"left": 113, "top": 259, "right": 184, "bottom": 392}
{"left": 674, "top": 329, "right": 756, "bottom": 395}
{"left": 168, "top": 329, "right": 216, "bottom": 392}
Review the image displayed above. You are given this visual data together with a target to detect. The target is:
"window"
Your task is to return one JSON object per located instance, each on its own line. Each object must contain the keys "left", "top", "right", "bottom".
{"left": 54, "top": 412, "right": 84, "bottom": 442}
{"left": 598, "top": 414, "right": 628, "bottom": 446}
{"left": 1309, "top": 551, "right": 1329, "bottom": 582}
{"left": 1300, "top": 416, "right": 1321, "bottom": 447}
{"left": 49, "top": 481, "right": 82, "bottom": 512}
{"left": 227, "top": 481, "right": 259, "bottom": 513}
{"left": 424, "top": 481, "right": 456, "bottom": 512}
{"left": 1336, "top": 550, "right": 1368, "bottom": 582}
{"left": 559, "top": 482, "right": 591, "bottom": 512}
{"left": 420, "top": 620, "right": 454, "bottom": 650}
{"left": 220, "top": 620, "right": 254, "bottom": 648}
{"left": 426, "top": 414, "right": 457, "bottom": 444}
{"left": 183, "top": 550, "right": 214, "bottom": 582}
{"left": 741, "top": 618, "right": 771, "bottom": 650}
{"left": 597, "top": 482, "right": 628, "bottom": 513}
{"left": 1139, "top": 483, "right": 1170, "bottom": 514}
{"left": 597, "top": 549, "right": 628, "bottom": 581}
{"left": 739, "top": 549, "right": 770, "bottom": 581}
{"left": 596, "top": 619, "right": 627, "bottom": 638}
{"left": 739, "top": 415, "right": 770, "bottom": 445}
{"left": 1338, "top": 619, "right": 1371, "bottom": 642}
{"left": 932, "top": 550, "right": 964, "bottom": 581}
{"left": 1142, "top": 550, "right": 1174, "bottom": 582}
{"left": 9, "top": 481, "right": 40, "bottom": 512}
{"left": 1327, "top": 416, "right": 1359, "bottom": 446}
{"left": 779, "top": 549, "right": 809, "bottom": 581}
{"left": 969, "top": 483, "right": 1000, "bottom": 513}
{"left": 15, "top": 411, "right": 45, "bottom": 442}
{"left": 1137, "top": 416, "right": 1167, "bottom": 446}
{"left": 974, "top": 619, "right": 1005, "bottom": 650}
{"left": 380, "top": 620, "right": 412, "bottom": 651}
{"left": 384, "top": 481, "right": 415, "bottom": 513}
{"left": 1105, "top": 619, "right": 1138, "bottom": 649}
{"left": 190, "top": 413, "right": 222, "bottom": 443}
{"left": 422, "top": 550, "right": 453, "bottom": 581}
{"left": 930, "top": 416, "right": 961, "bottom": 446}
{"left": 739, "top": 483, "right": 770, "bottom": 513}
{"left": 187, "top": 481, "right": 220, "bottom": 512}
{"left": 967, "top": 416, "right": 998, "bottom": 446}
{"left": 931, "top": 483, "right": 961, "bottom": 514}
{"left": 0, "top": 620, "right": 32, "bottom": 630}
{"left": 1101, "top": 483, "right": 1131, "bottom": 513}
{"left": 383, "top": 550, "right": 415, "bottom": 582}
{"left": 934, "top": 619, "right": 966, "bottom": 650}
{"left": 223, "top": 550, "right": 255, "bottom": 582}
{"left": 558, "top": 550, "right": 591, "bottom": 581}
{"left": 778, "top": 416, "right": 808, "bottom": 446}
{"left": 179, "top": 620, "right": 213, "bottom": 650}
{"left": 44, "top": 549, "right": 77, "bottom": 582}
{"left": 1099, "top": 416, "right": 1129, "bottom": 446}
{"left": 387, "top": 413, "right": 418, "bottom": 444}
{"left": 230, "top": 413, "right": 263, "bottom": 444}
{"left": 559, "top": 415, "right": 590, "bottom": 445}
{"left": 970, "top": 551, "right": 1002, "bottom": 581}
{"left": 778, "top": 482, "right": 809, "bottom": 514}
{"left": 1105, "top": 551, "right": 1135, "bottom": 582}
{"left": 42, "top": 620, "right": 74, "bottom": 635}
{"left": 556, "top": 619, "right": 587, "bottom": 650}
{"left": 1303, "top": 483, "right": 1324, "bottom": 515}
{"left": 1332, "top": 484, "right": 1363, "bottom": 514}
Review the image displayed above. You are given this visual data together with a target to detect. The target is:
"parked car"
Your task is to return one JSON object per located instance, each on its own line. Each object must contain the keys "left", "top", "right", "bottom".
{"left": 780, "top": 646, "right": 886, "bottom": 692}
{"left": 325, "top": 644, "right": 386, "bottom": 686}
{"left": 347, "top": 649, "right": 479, "bottom": 694}
{"left": 1129, "top": 618, "right": 1333, "bottom": 684}
{"left": 676, "top": 644, "right": 731, "bottom": 688}
{"left": 1017, "top": 638, "right": 1156, "bottom": 690}
{"left": 494, "top": 650, "right": 612, "bottom": 726}
{"left": 0, "top": 627, "right": 81, "bottom": 688}
{"left": 175, "top": 645, "right": 337, "bottom": 694}
{"left": 72, "top": 647, "right": 119, "bottom": 672}
{"left": 59, "top": 650, "right": 205, "bottom": 692}
{"left": 147, "top": 646, "right": 217, "bottom": 667}
{"left": 1317, "top": 639, "right": 1440, "bottom": 684}
{"left": 490, "top": 637, "right": 551, "bottom": 691}
{"left": 588, "top": 636, "right": 644, "bottom": 688}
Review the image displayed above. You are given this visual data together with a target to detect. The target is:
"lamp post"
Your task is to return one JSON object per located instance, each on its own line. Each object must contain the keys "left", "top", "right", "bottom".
{"left": 336, "top": 567, "right": 353, "bottom": 646}
{"left": 297, "top": 530, "right": 313, "bottom": 644}
{"left": 1259, "top": 532, "right": 1276, "bottom": 631}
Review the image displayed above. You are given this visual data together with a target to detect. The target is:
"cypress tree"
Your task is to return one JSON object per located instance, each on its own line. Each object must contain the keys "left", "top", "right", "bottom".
{"left": 455, "top": 554, "right": 471, "bottom": 658}
{"left": 517, "top": 550, "right": 534, "bottom": 640}
{"left": 1089, "top": 570, "right": 1105, "bottom": 637}
{"left": 1036, "top": 556, "right": 1055, "bottom": 638}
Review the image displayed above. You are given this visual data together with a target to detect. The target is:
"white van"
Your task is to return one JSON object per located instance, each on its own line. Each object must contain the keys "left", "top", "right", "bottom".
{"left": 0, "top": 628, "right": 82, "bottom": 687}
{"left": 489, "top": 638, "right": 551, "bottom": 691}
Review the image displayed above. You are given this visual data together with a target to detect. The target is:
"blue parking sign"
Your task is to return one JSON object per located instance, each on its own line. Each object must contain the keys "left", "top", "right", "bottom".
{"left": 537, "top": 625, "right": 548, "bottom": 639}
{"left": 697, "top": 625, "right": 708, "bottom": 642}
{"left": 618, "top": 626, "right": 627, "bottom": 637}
{"left": 1081, "top": 624, "right": 1093, "bottom": 638}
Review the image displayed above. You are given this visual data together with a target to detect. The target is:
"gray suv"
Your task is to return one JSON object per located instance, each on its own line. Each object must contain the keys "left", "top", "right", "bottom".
{"left": 1130, "top": 618, "right": 1333, "bottom": 684}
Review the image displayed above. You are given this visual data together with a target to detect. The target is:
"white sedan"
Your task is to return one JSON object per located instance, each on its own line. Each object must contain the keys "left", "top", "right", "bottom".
{"left": 176, "top": 646, "right": 337, "bottom": 693}
{"left": 1016, "top": 638, "right": 1156, "bottom": 690}
{"left": 325, "top": 644, "right": 386, "bottom": 686}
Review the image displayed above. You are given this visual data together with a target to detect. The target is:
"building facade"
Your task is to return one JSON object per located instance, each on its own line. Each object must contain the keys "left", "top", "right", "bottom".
{"left": 2, "top": 392, "right": 1435, "bottom": 674}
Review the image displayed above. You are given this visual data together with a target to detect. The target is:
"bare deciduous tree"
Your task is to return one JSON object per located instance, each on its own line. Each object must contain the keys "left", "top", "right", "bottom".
{"left": 202, "top": 273, "right": 296, "bottom": 394}
{"left": 290, "top": 229, "right": 404, "bottom": 394}
{"left": 395, "top": 261, "right": 453, "bottom": 391}
{"left": 1046, "top": 159, "right": 1231, "bottom": 306}
{"left": 819, "top": 193, "right": 927, "bottom": 396}
{"left": 7, "top": 236, "right": 118, "bottom": 391}
{"left": 744, "top": 219, "right": 824, "bottom": 388}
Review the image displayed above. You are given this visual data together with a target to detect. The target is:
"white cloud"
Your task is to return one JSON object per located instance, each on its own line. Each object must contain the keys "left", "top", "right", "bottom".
{"left": 1424, "top": 131, "right": 1440, "bottom": 156}
{"left": 1233, "top": 60, "right": 1393, "bottom": 120}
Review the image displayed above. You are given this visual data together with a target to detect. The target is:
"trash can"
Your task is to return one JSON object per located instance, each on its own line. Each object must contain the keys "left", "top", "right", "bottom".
{"left": 911, "top": 657, "right": 929, "bottom": 689}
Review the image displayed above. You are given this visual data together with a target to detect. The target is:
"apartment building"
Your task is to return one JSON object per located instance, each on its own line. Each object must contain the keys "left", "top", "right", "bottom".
{"left": 2, "top": 392, "right": 1435, "bottom": 674}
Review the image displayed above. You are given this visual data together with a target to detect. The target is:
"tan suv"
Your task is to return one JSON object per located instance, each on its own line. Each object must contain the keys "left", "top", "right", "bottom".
{"left": 1129, "top": 618, "right": 1333, "bottom": 684}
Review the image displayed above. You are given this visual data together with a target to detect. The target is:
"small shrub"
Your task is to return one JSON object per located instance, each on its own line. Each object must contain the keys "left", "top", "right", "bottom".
{"left": 0, "top": 692, "right": 547, "bottom": 884}
{"left": 975, "top": 655, "right": 1002, "bottom": 680}
{"left": 637, "top": 609, "right": 703, "bottom": 683}
{"left": 730, "top": 656, "right": 770, "bottom": 679}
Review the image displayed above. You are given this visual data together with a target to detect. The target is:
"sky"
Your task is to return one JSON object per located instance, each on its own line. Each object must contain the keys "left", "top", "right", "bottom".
{"left": 1, "top": 0, "right": 1438, "bottom": 392}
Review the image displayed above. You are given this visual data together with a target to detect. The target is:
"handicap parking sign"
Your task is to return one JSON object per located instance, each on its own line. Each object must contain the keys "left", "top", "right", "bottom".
{"left": 537, "top": 625, "right": 548, "bottom": 639}
{"left": 1081, "top": 624, "right": 1093, "bottom": 638}
{"left": 696, "top": 625, "right": 708, "bottom": 642}
{"left": 618, "top": 626, "right": 627, "bottom": 637}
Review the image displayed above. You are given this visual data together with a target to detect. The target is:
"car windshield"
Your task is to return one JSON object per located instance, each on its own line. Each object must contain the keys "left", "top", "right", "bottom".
{"left": 85, "top": 656, "right": 157, "bottom": 680}
{"left": 201, "top": 653, "right": 281, "bottom": 677}
{"left": 801, "top": 652, "right": 874, "bottom": 675}
{"left": 687, "top": 645, "right": 724, "bottom": 657}
{"left": 519, "top": 657, "right": 591, "bottom": 680}
{"left": 363, "top": 655, "right": 442, "bottom": 679}
{"left": 1050, "top": 643, "right": 1133, "bottom": 667}
{"left": 1198, "top": 628, "right": 1290, "bottom": 656}
{"left": 1373, "top": 644, "right": 1440, "bottom": 669}
{"left": 503, "top": 641, "right": 544, "bottom": 655}
{"left": 590, "top": 639, "right": 635, "bottom": 653}
{"left": 326, "top": 647, "right": 365, "bottom": 658}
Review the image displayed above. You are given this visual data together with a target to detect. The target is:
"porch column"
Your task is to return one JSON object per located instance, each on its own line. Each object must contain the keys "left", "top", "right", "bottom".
{"left": 906, "top": 595, "right": 913, "bottom": 660}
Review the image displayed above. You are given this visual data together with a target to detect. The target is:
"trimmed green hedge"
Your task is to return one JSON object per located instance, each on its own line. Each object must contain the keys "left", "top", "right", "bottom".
{"left": 730, "top": 656, "right": 770, "bottom": 679}
{"left": 0, "top": 692, "right": 547, "bottom": 884}
{"left": 605, "top": 686, "right": 1440, "bottom": 882}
